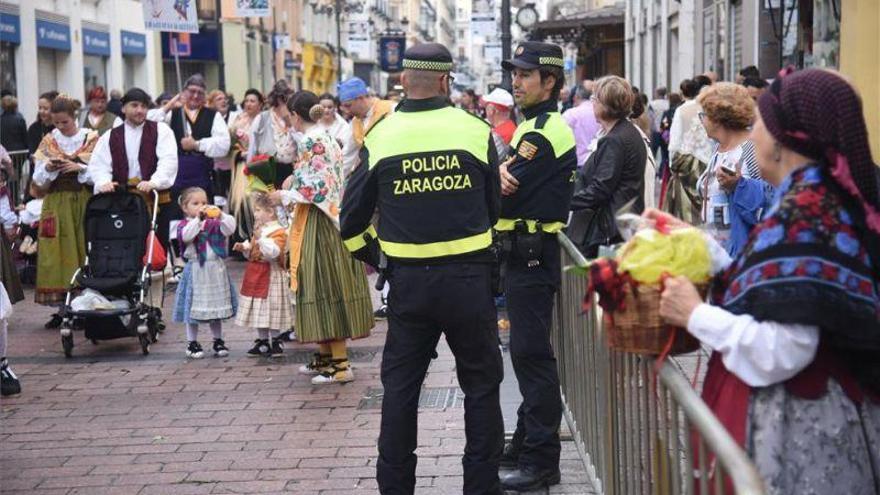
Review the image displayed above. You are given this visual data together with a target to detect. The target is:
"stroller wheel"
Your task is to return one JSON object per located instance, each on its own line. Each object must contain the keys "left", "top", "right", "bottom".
{"left": 139, "top": 334, "right": 151, "bottom": 355}
{"left": 62, "top": 334, "right": 74, "bottom": 358}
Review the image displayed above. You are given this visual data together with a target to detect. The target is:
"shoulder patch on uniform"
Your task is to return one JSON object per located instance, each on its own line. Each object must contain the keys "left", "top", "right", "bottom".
{"left": 535, "top": 114, "right": 550, "bottom": 129}
{"left": 517, "top": 140, "right": 539, "bottom": 160}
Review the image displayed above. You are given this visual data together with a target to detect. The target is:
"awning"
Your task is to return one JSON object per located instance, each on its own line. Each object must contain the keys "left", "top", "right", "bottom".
{"left": 533, "top": 5, "right": 624, "bottom": 35}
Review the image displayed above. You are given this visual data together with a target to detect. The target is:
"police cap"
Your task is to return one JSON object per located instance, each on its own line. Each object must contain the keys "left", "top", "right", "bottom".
{"left": 501, "top": 41, "right": 565, "bottom": 71}
{"left": 402, "top": 43, "right": 454, "bottom": 72}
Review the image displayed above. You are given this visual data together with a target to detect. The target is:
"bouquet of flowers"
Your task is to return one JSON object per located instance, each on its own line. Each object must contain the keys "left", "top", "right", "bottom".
{"left": 244, "top": 154, "right": 277, "bottom": 193}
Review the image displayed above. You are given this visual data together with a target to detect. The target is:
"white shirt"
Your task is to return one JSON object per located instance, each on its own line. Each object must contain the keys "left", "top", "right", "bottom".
{"left": 667, "top": 99, "right": 699, "bottom": 155}
{"left": 0, "top": 193, "right": 16, "bottom": 229}
{"left": 686, "top": 235, "right": 820, "bottom": 387}
{"left": 32, "top": 129, "right": 92, "bottom": 187}
{"left": 150, "top": 108, "right": 231, "bottom": 158}
{"left": 323, "top": 114, "right": 358, "bottom": 177}
{"left": 88, "top": 120, "right": 179, "bottom": 195}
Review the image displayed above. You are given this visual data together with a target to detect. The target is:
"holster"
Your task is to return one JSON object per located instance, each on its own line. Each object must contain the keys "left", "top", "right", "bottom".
{"left": 511, "top": 220, "right": 544, "bottom": 267}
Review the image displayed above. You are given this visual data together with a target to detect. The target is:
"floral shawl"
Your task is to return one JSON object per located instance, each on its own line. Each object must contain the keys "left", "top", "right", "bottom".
{"left": 33, "top": 129, "right": 99, "bottom": 165}
{"left": 712, "top": 165, "right": 880, "bottom": 396}
{"left": 287, "top": 125, "right": 345, "bottom": 227}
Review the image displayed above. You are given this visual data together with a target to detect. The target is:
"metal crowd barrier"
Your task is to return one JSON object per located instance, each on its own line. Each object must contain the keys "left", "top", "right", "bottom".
{"left": 552, "top": 232, "right": 765, "bottom": 495}
{"left": 6, "top": 149, "right": 31, "bottom": 204}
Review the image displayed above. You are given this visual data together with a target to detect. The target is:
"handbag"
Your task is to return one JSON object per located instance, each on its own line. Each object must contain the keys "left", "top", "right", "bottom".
{"left": 143, "top": 231, "right": 167, "bottom": 271}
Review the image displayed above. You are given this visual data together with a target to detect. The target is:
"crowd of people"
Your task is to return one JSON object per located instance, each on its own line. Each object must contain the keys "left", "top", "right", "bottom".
{"left": 0, "top": 44, "right": 878, "bottom": 494}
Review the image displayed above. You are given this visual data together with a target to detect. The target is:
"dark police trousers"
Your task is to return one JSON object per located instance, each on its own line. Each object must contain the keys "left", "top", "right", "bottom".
{"left": 504, "top": 234, "right": 563, "bottom": 470}
{"left": 377, "top": 262, "right": 504, "bottom": 495}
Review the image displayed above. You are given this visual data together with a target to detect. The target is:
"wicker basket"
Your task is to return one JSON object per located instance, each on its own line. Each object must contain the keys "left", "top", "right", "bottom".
{"left": 604, "top": 283, "right": 703, "bottom": 356}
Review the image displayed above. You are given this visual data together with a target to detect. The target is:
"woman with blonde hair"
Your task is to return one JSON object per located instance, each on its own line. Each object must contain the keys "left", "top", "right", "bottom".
{"left": 570, "top": 75, "right": 647, "bottom": 257}
{"left": 271, "top": 91, "right": 373, "bottom": 384}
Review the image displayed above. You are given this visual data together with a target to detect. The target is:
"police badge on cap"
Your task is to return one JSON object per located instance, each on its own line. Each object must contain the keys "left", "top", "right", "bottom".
{"left": 502, "top": 41, "right": 565, "bottom": 71}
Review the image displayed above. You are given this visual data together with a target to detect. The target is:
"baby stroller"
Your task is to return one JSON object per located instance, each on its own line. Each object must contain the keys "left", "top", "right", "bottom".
{"left": 59, "top": 190, "right": 164, "bottom": 357}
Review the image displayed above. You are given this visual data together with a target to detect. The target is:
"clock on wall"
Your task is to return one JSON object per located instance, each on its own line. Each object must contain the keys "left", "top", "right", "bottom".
{"left": 516, "top": 5, "right": 539, "bottom": 30}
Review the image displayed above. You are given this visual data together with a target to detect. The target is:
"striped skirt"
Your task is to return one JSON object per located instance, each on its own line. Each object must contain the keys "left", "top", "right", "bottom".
{"left": 294, "top": 206, "right": 374, "bottom": 343}
{"left": 236, "top": 262, "right": 294, "bottom": 331}
{"left": 172, "top": 258, "right": 238, "bottom": 324}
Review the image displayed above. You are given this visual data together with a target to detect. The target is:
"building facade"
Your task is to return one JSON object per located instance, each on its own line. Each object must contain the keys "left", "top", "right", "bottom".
{"left": 1, "top": 0, "right": 156, "bottom": 124}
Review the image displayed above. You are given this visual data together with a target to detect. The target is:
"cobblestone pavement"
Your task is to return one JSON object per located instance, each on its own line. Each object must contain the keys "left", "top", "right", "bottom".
{"left": 1, "top": 261, "right": 597, "bottom": 495}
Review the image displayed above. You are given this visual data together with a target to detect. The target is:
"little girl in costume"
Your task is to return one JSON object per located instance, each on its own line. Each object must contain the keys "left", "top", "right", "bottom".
{"left": 234, "top": 194, "right": 294, "bottom": 357}
{"left": 172, "top": 187, "right": 238, "bottom": 359}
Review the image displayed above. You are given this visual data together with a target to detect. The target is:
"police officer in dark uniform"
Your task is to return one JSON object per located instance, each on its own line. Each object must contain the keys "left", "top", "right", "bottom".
{"left": 495, "top": 41, "right": 577, "bottom": 491}
{"left": 340, "top": 43, "right": 504, "bottom": 495}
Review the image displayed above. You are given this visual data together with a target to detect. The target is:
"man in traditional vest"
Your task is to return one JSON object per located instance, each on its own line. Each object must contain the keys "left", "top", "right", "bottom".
{"left": 89, "top": 88, "right": 178, "bottom": 200}
{"left": 151, "top": 74, "right": 230, "bottom": 240}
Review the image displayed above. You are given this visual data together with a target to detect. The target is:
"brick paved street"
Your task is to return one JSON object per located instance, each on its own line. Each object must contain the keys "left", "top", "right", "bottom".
{"left": 1, "top": 261, "right": 596, "bottom": 495}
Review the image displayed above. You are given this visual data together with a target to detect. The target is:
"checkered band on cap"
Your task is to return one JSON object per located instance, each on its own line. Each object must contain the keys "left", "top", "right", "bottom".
{"left": 539, "top": 57, "right": 564, "bottom": 68}
{"left": 402, "top": 59, "right": 454, "bottom": 71}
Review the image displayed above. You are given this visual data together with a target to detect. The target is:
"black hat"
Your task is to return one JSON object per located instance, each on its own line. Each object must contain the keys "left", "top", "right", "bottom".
{"left": 502, "top": 41, "right": 565, "bottom": 71}
{"left": 121, "top": 88, "right": 152, "bottom": 106}
{"left": 402, "top": 43, "right": 453, "bottom": 72}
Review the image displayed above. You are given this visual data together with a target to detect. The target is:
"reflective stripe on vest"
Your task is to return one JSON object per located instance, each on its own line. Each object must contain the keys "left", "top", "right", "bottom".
{"left": 378, "top": 229, "right": 493, "bottom": 259}
{"left": 494, "top": 219, "right": 566, "bottom": 233}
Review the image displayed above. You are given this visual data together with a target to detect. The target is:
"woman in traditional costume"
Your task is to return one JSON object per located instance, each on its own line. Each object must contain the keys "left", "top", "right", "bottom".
{"left": 655, "top": 68, "right": 880, "bottom": 494}
{"left": 32, "top": 95, "right": 98, "bottom": 326}
{"left": 228, "top": 89, "right": 264, "bottom": 253}
{"left": 272, "top": 91, "right": 373, "bottom": 385}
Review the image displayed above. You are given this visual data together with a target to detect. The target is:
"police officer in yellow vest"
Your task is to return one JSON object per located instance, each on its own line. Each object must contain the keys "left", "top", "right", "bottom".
{"left": 340, "top": 43, "right": 504, "bottom": 495}
{"left": 496, "top": 41, "right": 577, "bottom": 491}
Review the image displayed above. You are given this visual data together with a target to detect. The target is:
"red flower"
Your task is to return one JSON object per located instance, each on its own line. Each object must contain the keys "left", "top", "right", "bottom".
{"left": 243, "top": 167, "right": 251, "bottom": 176}
{"left": 821, "top": 264, "right": 839, "bottom": 281}
{"left": 859, "top": 280, "right": 874, "bottom": 296}
{"left": 729, "top": 280, "right": 741, "bottom": 296}
{"left": 312, "top": 142, "right": 326, "bottom": 155}
{"left": 794, "top": 263, "right": 807, "bottom": 277}
{"left": 761, "top": 263, "right": 780, "bottom": 278}
{"left": 251, "top": 153, "right": 271, "bottom": 162}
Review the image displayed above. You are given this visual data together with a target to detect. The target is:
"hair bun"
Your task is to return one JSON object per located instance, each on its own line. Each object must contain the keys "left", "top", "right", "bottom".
{"left": 309, "top": 104, "right": 325, "bottom": 122}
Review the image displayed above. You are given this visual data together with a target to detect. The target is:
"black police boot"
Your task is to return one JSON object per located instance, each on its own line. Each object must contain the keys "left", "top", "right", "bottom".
{"left": 499, "top": 441, "right": 520, "bottom": 469}
{"left": 500, "top": 465, "right": 561, "bottom": 492}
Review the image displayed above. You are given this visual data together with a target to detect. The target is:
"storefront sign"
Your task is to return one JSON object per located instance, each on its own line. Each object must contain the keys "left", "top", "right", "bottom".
{"left": 143, "top": 0, "right": 198, "bottom": 33}
{"left": 83, "top": 28, "right": 111, "bottom": 56}
{"left": 121, "top": 30, "right": 147, "bottom": 56}
{"left": 0, "top": 13, "right": 20, "bottom": 44}
{"left": 36, "top": 19, "right": 71, "bottom": 51}
{"left": 379, "top": 36, "right": 405, "bottom": 73}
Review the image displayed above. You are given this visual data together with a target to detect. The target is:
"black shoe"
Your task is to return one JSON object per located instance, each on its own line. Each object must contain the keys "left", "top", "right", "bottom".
{"left": 500, "top": 465, "right": 561, "bottom": 492}
{"left": 186, "top": 341, "right": 204, "bottom": 359}
{"left": 44, "top": 314, "right": 62, "bottom": 329}
{"left": 212, "top": 338, "right": 229, "bottom": 357}
{"left": 278, "top": 329, "right": 296, "bottom": 342}
{"left": 1, "top": 359, "right": 22, "bottom": 396}
{"left": 269, "top": 338, "right": 284, "bottom": 357}
{"left": 247, "top": 339, "right": 270, "bottom": 357}
{"left": 499, "top": 442, "right": 520, "bottom": 469}
{"left": 373, "top": 304, "right": 388, "bottom": 319}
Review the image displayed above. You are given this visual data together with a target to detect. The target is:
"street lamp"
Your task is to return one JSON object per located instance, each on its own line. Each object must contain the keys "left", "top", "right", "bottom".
{"left": 309, "top": 0, "right": 364, "bottom": 84}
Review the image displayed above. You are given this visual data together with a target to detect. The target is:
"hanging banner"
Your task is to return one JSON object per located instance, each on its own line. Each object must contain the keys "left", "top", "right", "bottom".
{"left": 142, "top": 0, "right": 199, "bottom": 33}
{"left": 379, "top": 36, "right": 405, "bottom": 72}
{"left": 471, "top": 0, "right": 496, "bottom": 38}
{"left": 234, "top": 0, "right": 270, "bottom": 18}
